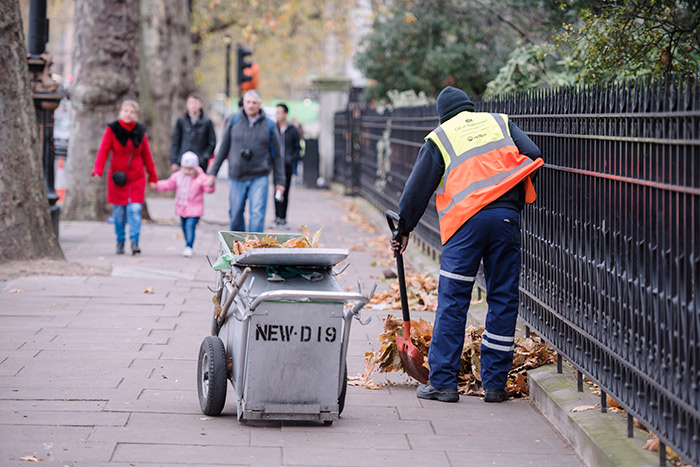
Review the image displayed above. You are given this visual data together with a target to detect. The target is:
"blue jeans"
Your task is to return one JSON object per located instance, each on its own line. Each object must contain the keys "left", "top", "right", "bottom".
{"left": 428, "top": 208, "right": 521, "bottom": 389}
{"left": 113, "top": 203, "right": 142, "bottom": 244}
{"left": 181, "top": 217, "right": 200, "bottom": 248}
{"left": 228, "top": 176, "right": 268, "bottom": 232}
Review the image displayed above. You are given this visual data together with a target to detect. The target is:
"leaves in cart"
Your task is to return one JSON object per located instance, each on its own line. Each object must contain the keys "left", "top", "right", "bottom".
{"left": 230, "top": 225, "right": 323, "bottom": 255}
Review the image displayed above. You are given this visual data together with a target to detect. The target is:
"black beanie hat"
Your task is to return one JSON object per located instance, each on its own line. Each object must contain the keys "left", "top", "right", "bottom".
{"left": 436, "top": 86, "right": 475, "bottom": 123}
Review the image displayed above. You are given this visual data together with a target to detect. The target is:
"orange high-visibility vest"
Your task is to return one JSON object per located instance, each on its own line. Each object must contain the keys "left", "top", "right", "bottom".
{"left": 425, "top": 111, "right": 544, "bottom": 244}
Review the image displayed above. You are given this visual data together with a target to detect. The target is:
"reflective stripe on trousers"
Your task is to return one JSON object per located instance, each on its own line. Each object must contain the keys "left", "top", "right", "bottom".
{"left": 428, "top": 207, "right": 521, "bottom": 389}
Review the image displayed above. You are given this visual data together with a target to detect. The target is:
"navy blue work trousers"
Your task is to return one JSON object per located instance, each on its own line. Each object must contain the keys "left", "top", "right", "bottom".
{"left": 428, "top": 207, "right": 521, "bottom": 389}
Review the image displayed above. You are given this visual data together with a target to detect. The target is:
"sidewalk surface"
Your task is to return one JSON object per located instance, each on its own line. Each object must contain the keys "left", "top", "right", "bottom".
{"left": 0, "top": 179, "right": 582, "bottom": 466}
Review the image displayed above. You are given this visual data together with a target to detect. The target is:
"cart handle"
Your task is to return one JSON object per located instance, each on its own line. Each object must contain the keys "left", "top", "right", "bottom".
{"left": 219, "top": 267, "right": 252, "bottom": 325}
{"left": 249, "top": 290, "right": 371, "bottom": 314}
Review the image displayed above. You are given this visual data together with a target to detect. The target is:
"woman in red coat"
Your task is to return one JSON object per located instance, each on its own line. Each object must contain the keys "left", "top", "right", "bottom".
{"left": 92, "top": 100, "right": 158, "bottom": 255}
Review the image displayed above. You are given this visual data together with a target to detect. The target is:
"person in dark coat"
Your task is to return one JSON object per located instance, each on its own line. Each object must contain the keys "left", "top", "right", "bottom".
{"left": 92, "top": 100, "right": 159, "bottom": 255}
{"left": 207, "top": 90, "right": 285, "bottom": 233}
{"left": 170, "top": 93, "right": 216, "bottom": 173}
{"left": 272, "top": 103, "right": 302, "bottom": 227}
{"left": 392, "top": 86, "right": 543, "bottom": 404}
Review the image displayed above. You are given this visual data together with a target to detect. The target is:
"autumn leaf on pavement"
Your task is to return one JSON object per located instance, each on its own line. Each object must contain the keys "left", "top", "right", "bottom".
{"left": 8, "top": 289, "right": 24, "bottom": 294}
{"left": 19, "top": 456, "right": 45, "bottom": 462}
{"left": 143, "top": 287, "right": 155, "bottom": 294}
{"left": 644, "top": 436, "right": 660, "bottom": 451}
{"left": 571, "top": 405, "right": 598, "bottom": 412}
{"left": 348, "top": 352, "right": 383, "bottom": 389}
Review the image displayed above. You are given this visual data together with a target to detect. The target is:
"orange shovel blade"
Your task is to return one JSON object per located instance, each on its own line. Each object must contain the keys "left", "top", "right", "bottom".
{"left": 396, "top": 322, "right": 429, "bottom": 384}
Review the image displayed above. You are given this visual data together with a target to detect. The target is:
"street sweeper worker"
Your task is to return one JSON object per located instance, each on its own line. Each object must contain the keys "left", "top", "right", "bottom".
{"left": 391, "top": 86, "right": 544, "bottom": 403}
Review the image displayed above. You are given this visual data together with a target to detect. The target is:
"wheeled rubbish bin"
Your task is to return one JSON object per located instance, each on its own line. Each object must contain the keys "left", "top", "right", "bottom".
{"left": 197, "top": 231, "right": 373, "bottom": 424}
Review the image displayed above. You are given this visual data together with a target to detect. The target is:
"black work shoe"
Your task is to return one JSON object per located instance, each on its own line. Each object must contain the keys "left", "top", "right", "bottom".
{"left": 116, "top": 243, "right": 125, "bottom": 255}
{"left": 131, "top": 242, "right": 141, "bottom": 255}
{"left": 484, "top": 388, "right": 509, "bottom": 403}
{"left": 416, "top": 384, "right": 459, "bottom": 402}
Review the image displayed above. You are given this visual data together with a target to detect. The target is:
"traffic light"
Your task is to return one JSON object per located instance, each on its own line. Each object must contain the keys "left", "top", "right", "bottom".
{"left": 237, "top": 45, "right": 253, "bottom": 87}
{"left": 240, "top": 63, "right": 260, "bottom": 93}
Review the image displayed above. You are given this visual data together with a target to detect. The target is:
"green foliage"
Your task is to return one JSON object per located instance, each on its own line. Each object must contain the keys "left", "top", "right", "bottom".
{"left": 484, "top": 44, "right": 578, "bottom": 96}
{"left": 355, "top": 1, "right": 515, "bottom": 100}
{"left": 556, "top": 0, "right": 700, "bottom": 81}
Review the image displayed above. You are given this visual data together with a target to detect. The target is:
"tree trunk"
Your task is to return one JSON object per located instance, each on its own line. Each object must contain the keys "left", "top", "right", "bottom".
{"left": 62, "top": 0, "right": 140, "bottom": 220}
{"left": 0, "top": 0, "right": 63, "bottom": 262}
{"left": 139, "top": 0, "right": 193, "bottom": 186}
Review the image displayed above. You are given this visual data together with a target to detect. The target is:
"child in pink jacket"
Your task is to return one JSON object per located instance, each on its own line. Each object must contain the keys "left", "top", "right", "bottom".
{"left": 150, "top": 152, "right": 214, "bottom": 257}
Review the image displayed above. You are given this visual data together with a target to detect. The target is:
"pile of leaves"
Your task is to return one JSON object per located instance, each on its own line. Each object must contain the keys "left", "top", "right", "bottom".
{"left": 369, "top": 273, "right": 438, "bottom": 311}
{"left": 362, "top": 315, "right": 557, "bottom": 398}
{"left": 230, "top": 225, "right": 322, "bottom": 255}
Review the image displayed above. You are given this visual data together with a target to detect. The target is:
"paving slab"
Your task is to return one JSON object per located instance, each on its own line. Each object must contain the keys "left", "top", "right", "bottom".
{"left": 0, "top": 183, "right": 580, "bottom": 466}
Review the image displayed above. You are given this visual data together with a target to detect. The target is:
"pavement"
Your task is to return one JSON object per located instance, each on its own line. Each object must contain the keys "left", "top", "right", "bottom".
{"left": 0, "top": 177, "right": 582, "bottom": 466}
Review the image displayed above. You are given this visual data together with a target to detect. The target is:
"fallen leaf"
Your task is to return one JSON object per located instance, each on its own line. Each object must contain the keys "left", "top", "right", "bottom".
{"left": 200, "top": 417, "right": 215, "bottom": 421}
{"left": 19, "top": 456, "right": 44, "bottom": 462}
{"left": 129, "top": 258, "right": 144, "bottom": 263}
{"left": 8, "top": 289, "right": 23, "bottom": 294}
{"left": 143, "top": 288, "right": 154, "bottom": 294}
{"left": 644, "top": 436, "right": 659, "bottom": 451}
{"left": 571, "top": 405, "right": 598, "bottom": 413}
{"left": 606, "top": 394, "right": 621, "bottom": 408}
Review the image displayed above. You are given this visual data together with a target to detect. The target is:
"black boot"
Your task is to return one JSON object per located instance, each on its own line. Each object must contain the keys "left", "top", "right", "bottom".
{"left": 131, "top": 241, "right": 141, "bottom": 255}
{"left": 484, "top": 388, "right": 508, "bottom": 403}
{"left": 116, "top": 243, "right": 125, "bottom": 255}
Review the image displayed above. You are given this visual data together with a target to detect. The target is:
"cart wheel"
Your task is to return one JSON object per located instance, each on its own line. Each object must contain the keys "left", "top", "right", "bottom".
{"left": 338, "top": 364, "right": 348, "bottom": 416}
{"left": 324, "top": 420, "right": 333, "bottom": 426}
{"left": 197, "top": 336, "right": 227, "bottom": 416}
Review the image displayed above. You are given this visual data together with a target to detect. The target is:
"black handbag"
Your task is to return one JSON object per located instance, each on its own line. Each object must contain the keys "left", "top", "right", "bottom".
{"left": 111, "top": 148, "right": 135, "bottom": 187}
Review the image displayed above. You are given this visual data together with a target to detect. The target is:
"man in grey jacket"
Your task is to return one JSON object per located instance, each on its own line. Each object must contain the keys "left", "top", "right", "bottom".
{"left": 207, "top": 90, "right": 285, "bottom": 232}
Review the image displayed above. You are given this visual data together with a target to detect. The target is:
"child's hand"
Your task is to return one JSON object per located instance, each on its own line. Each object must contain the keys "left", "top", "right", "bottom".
{"left": 149, "top": 182, "right": 157, "bottom": 190}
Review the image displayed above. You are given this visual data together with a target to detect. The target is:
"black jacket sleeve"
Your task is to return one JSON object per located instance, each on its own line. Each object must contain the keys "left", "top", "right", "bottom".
{"left": 509, "top": 121, "right": 541, "bottom": 159}
{"left": 398, "top": 139, "right": 445, "bottom": 234}
{"left": 509, "top": 121, "right": 542, "bottom": 181}
{"left": 170, "top": 118, "right": 182, "bottom": 165}
{"left": 204, "top": 120, "right": 216, "bottom": 160}
{"left": 290, "top": 126, "right": 302, "bottom": 163}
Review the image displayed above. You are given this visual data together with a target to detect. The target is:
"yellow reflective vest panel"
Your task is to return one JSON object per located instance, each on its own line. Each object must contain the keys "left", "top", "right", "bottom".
{"left": 425, "top": 111, "right": 544, "bottom": 244}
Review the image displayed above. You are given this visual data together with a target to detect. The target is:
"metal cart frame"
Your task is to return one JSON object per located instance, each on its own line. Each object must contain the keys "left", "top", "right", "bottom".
{"left": 197, "top": 231, "right": 373, "bottom": 424}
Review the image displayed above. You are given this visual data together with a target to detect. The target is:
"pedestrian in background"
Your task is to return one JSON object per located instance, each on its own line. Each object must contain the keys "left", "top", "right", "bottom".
{"left": 170, "top": 92, "right": 216, "bottom": 173}
{"left": 392, "top": 86, "right": 543, "bottom": 404}
{"left": 207, "top": 90, "right": 285, "bottom": 232}
{"left": 272, "top": 103, "right": 302, "bottom": 228}
{"left": 151, "top": 152, "right": 214, "bottom": 257}
{"left": 92, "top": 100, "right": 158, "bottom": 255}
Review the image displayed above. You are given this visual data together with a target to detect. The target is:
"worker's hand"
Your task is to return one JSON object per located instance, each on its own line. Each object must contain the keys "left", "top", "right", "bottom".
{"left": 149, "top": 182, "right": 157, "bottom": 190}
{"left": 275, "top": 184, "right": 285, "bottom": 194}
{"left": 206, "top": 175, "right": 216, "bottom": 187}
{"left": 391, "top": 234, "right": 409, "bottom": 255}
{"left": 171, "top": 163, "right": 179, "bottom": 172}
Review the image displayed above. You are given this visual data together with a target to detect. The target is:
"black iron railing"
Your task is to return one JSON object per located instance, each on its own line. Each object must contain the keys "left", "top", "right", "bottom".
{"left": 333, "top": 74, "right": 700, "bottom": 465}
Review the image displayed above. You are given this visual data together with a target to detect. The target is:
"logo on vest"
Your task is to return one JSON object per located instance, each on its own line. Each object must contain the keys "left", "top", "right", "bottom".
{"left": 467, "top": 133, "right": 487, "bottom": 142}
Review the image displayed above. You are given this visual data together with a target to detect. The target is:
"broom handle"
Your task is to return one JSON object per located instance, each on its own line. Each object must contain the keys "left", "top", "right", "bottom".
{"left": 386, "top": 210, "right": 411, "bottom": 324}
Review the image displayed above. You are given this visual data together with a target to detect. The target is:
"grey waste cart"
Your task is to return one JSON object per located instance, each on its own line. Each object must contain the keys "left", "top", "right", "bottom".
{"left": 197, "top": 231, "right": 374, "bottom": 424}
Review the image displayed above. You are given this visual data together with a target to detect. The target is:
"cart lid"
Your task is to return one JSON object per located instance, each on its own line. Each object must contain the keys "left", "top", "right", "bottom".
{"left": 232, "top": 248, "right": 349, "bottom": 267}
